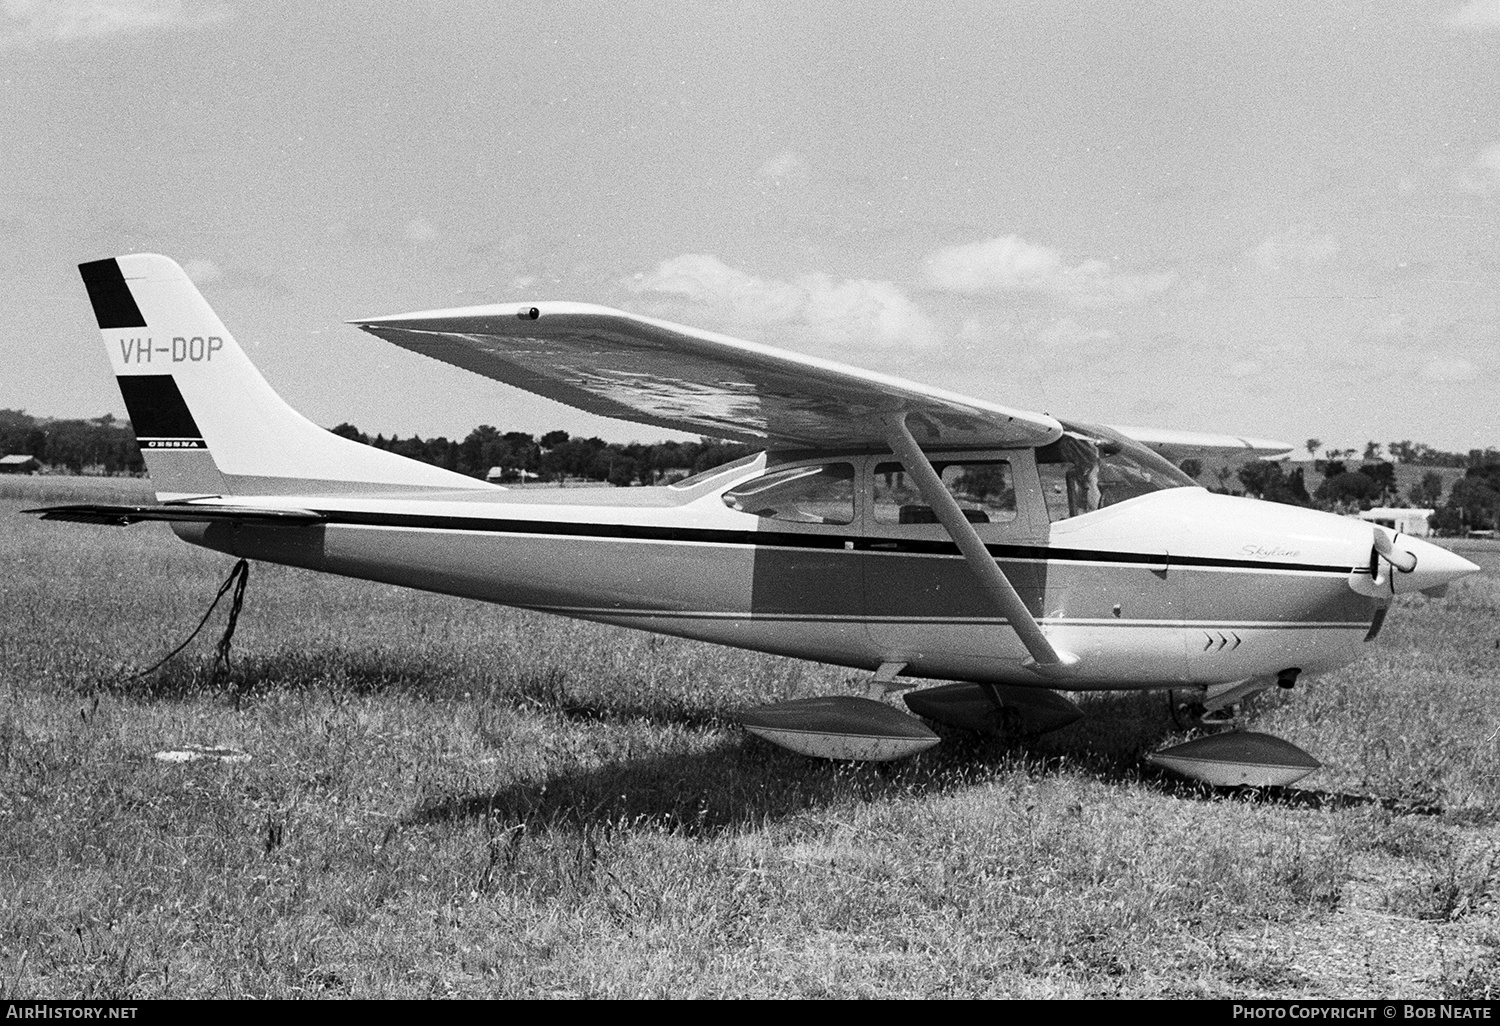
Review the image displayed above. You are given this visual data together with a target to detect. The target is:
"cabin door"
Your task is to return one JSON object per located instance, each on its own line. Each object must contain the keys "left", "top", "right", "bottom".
{"left": 862, "top": 450, "right": 1049, "bottom": 668}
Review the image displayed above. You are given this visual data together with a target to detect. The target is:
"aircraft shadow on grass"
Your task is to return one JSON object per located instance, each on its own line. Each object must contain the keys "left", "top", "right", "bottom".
{"left": 91, "top": 651, "right": 1441, "bottom": 827}
{"left": 409, "top": 688, "right": 1444, "bottom": 836}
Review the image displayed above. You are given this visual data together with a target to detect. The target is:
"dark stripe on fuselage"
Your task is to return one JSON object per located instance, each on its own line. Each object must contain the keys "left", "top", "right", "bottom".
{"left": 301, "top": 507, "right": 1354, "bottom": 575}
{"left": 79, "top": 258, "right": 147, "bottom": 329}
{"left": 117, "top": 375, "right": 204, "bottom": 442}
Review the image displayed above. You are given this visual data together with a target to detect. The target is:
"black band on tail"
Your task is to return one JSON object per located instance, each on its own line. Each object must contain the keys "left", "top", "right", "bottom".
{"left": 79, "top": 258, "right": 147, "bottom": 329}
{"left": 117, "top": 374, "right": 204, "bottom": 441}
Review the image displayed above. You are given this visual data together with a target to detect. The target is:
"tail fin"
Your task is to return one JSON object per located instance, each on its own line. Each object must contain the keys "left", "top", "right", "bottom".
{"left": 81, "top": 254, "right": 484, "bottom": 500}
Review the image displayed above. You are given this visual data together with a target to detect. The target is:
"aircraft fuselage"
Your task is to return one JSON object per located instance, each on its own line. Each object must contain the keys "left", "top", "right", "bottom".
{"left": 164, "top": 453, "right": 1451, "bottom": 691}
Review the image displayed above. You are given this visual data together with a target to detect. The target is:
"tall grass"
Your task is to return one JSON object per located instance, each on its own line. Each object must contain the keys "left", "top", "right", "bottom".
{"left": 1, "top": 477, "right": 1496, "bottom": 997}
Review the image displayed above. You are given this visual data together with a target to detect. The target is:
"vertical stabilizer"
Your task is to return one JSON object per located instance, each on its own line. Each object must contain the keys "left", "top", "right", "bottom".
{"left": 80, "top": 254, "right": 485, "bottom": 500}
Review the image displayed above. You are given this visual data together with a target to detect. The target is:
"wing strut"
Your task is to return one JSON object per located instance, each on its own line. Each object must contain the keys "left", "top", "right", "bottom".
{"left": 883, "top": 413, "right": 1078, "bottom": 677}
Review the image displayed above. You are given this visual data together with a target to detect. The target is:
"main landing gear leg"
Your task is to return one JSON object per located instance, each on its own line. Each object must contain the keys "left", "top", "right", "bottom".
{"left": 862, "top": 661, "right": 909, "bottom": 700}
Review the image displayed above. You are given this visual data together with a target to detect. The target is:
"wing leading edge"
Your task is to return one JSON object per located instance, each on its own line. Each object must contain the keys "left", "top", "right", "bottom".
{"left": 350, "top": 303, "right": 1063, "bottom": 451}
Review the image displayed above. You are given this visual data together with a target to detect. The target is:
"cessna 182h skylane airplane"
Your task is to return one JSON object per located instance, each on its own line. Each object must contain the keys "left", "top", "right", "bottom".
{"left": 30, "top": 254, "right": 1481, "bottom": 786}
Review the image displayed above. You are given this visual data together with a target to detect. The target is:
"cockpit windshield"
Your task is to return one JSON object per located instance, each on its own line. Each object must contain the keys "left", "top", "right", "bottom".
{"left": 667, "top": 453, "right": 762, "bottom": 491}
{"left": 1035, "top": 421, "right": 1197, "bottom": 522}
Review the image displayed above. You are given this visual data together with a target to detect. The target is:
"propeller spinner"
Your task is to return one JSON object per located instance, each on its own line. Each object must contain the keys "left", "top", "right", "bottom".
{"left": 1350, "top": 526, "right": 1477, "bottom": 598}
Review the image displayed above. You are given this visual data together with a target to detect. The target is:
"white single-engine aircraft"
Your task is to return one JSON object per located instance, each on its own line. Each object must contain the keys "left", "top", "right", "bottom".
{"left": 31, "top": 254, "right": 1481, "bottom": 786}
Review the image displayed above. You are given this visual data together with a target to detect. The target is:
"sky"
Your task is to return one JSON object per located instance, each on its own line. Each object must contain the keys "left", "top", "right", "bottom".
{"left": 1, "top": 0, "right": 1497, "bottom": 454}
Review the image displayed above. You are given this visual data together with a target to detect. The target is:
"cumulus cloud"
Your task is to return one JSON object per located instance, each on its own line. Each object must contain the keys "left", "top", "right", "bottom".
{"left": 404, "top": 216, "right": 437, "bottom": 243}
{"left": 1459, "top": 142, "right": 1500, "bottom": 196}
{"left": 634, "top": 254, "right": 803, "bottom": 321}
{"left": 1448, "top": 0, "right": 1500, "bottom": 30}
{"left": 1007, "top": 316, "right": 1118, "bottom": 376}
{"left": 0, "top": 0, "right": 229, "bottom": 48}
{"left": 796, "top": 274, "right": 939, "bottom": 349}
{"left": 628, "top": 253, "right": 939, "bottom": 350}
{"left": 1334, "top": 313, "right": 1498, "bottom": 387}
{"left": 1421, "top": 357, "right": 1479, "bottom": 382}
{"left": 181, "top": 257, "right": 222, "bottom": 285}
{"left": 1246, "top": 230, "right": 1339, "bottom": 273}
{"left": 1033, "top": 316, "right": 1116, "bottom": 350}
{"left": 922, "top": 234, "right": 1176, "bottom": 308}
{"left": 756, "top": 151, "right": 804, "bottom": 181}
{"left": 949, "top": 313, "right": 1121, "bottom": 379}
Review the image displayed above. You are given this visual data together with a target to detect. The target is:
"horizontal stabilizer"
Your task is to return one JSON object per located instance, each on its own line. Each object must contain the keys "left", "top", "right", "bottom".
{"left": 25, "top": 503, "right": 324, "bottom": 527}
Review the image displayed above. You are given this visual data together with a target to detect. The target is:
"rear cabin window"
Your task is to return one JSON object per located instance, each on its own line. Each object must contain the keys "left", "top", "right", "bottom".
{"left": 722, "top": 463, "right": 855, "bottom": 525}
{"left": 872, "top": 461, "right": 1017, "bottom": 525}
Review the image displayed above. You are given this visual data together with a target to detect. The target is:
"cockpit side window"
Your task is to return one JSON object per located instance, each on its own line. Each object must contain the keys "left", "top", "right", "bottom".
{"left": 1036, "top": 423, "right": 1196, "bottom": 522}
{"left": 722, "top": 463, "right": 855, "bottom": 525}
{"left": 872, "top": 460, "right": 1017, "bottom": 525}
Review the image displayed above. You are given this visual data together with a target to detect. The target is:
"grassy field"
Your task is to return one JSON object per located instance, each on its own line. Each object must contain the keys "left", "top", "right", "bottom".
{"left": 1, "top": 475, "right": 1497, "bottom": 998}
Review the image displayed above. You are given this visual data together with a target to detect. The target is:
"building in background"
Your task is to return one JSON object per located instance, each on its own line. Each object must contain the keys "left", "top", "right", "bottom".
{"left": 1358, "top": 507, "right": 1434, "bottom": 538}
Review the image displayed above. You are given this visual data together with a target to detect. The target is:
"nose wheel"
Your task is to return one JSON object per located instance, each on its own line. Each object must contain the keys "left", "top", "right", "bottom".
{"left": 1158, "top": 673, "right": 1319, "bottom": 786}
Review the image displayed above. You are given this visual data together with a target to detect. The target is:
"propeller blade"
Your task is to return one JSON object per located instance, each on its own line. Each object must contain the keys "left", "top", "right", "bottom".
{"left": 1371, "top": 527, "right": 1417, "bottom": 573}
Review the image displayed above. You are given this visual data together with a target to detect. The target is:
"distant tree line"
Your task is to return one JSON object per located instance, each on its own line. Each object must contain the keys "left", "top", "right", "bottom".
{"left": 1429, "top": 462, "right": 1500, "bottom": 534}
{"left": 328, "top": 423, "right": 754, "bottom": 487}
{"left": 0, "top": 409, "right": 144, "bottom": 475}
{"left": 1304, "top": 437, "right": 1497, "bottom": 469}
{"left": 0, "top": 407, "right": 757, "bottom": 485}
{"left": 1224, "top": 455, "right": 1500, "bottom": 534}
{"left": 4, "top": 406, "right": 1495, "bottom": 528}
{"left": 1383, "top": 440, "right": 1497, "bottom": 469}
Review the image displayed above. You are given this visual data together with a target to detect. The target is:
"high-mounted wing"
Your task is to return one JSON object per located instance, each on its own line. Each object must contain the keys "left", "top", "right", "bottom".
{"left": 351, "top": 303, "right": 1062, "bottom": 451}
{"left": 1109, "top": 425, "right": 1294, "bottom": 462}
